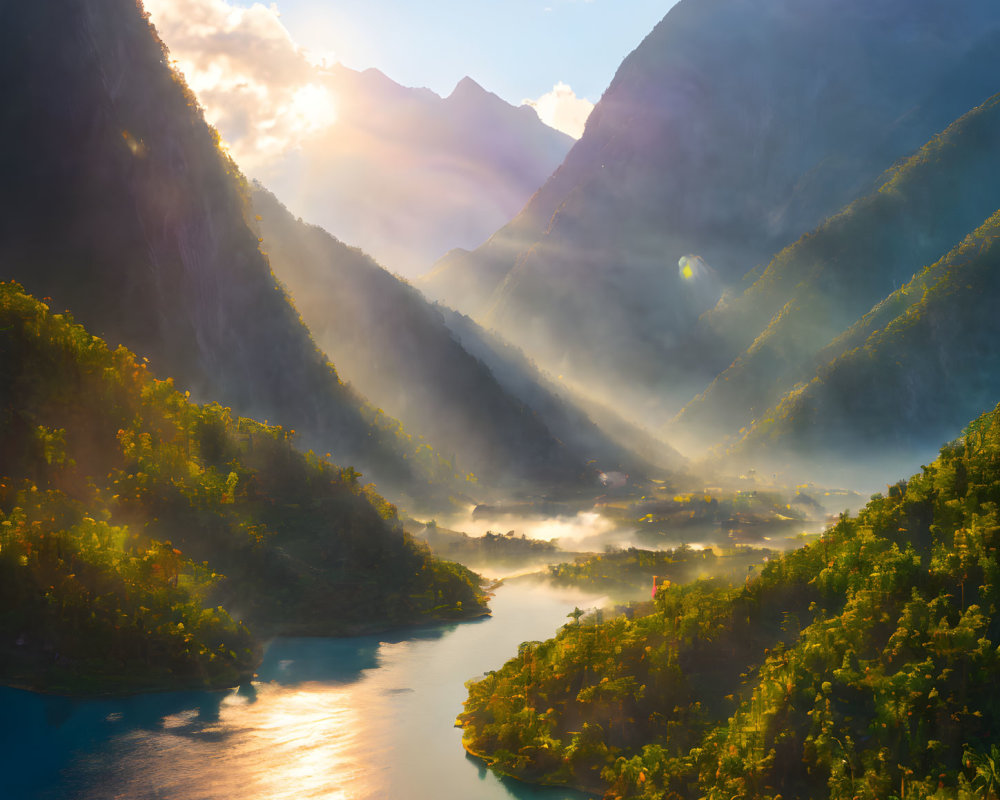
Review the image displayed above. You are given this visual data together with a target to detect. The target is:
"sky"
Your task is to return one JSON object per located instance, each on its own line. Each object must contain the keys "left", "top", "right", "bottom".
{"left": 145, "top": 0, "right": 678, "bottom": 149}
{"left": 141, "top": 0, "right": 679, "bottom": 272}
{"left": 264, "top": 0, "right": 677, "bottom": 106}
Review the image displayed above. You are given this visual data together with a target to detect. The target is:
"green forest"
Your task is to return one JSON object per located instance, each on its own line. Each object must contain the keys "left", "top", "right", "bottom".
{"left": 682, "top": 90, "right": 1000, "bottom": 447}
{"left": 737, "top": 208, "right": 1000, "bottom": 464}
{"left": 547, "top": 545, "right": 774, "bottom": 598}
{"left": 461, "top": 402, "right": 1000, "bottom": 799}
{"left": 7, "top": 0, "right": 1000, "bottom": 797}
{"left": 678, "top": 93, "right": 1000, "bottom": 472}
{"left": 0, "top": 280, "right": 486, "bottom": 693}
{"left": 414, "top": 521, "right": 561, "bottom": 566}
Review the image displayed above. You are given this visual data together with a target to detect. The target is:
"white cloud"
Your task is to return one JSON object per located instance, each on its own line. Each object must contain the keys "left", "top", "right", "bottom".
{"left": 143, "top": 0, "right": 337, "bottom": 169}
{"left": 140, "top": 0, "right": 584, "bottom": 277}
{"left": 524, "top": 81, "right": 593, "bottom": 139}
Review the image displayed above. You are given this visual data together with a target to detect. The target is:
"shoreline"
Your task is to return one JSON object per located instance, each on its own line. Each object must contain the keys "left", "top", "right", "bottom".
{"left": 458, "top": 731, "right": 604, "bottom": 799}
{"left": 1, "top": 604, "right": 493, "bottom": 699}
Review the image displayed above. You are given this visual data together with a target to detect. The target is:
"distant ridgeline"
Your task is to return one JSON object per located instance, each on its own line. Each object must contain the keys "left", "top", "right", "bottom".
{"left": 0, "top": 282, "right": 486, "bottom": 694}
{"left": 461, "top": 402, "right": 1000, "bottom": 799}
{"left": 422, "top": 0, "right": 1000, "bottom": 484}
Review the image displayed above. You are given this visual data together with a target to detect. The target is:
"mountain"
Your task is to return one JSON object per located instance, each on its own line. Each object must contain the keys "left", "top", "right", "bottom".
{"left": 435, "top": 306, "right": 684, "bottom": 475}
{"left": 422, "top": 0, "right": 1000, "bottom": 425}
{"left": 671, "top": 92, "right": 1000, "bottom": 455}
{"left": 250, "top": 66, "right": 574, "bottom": 278}
{"left": 460, "top": 400, "right": 1000, "bottom": 799}
{"left": 729, "top": 207, "right": 1000, "bottom": 481}
{"left": 252, "top": 187, "right": 658, "bottom": 492}
{"left": 0, "top": 0, "right": 464, "bottom": 510}
{"left": 0, "top": 281, "right": 485, "bottom": 693}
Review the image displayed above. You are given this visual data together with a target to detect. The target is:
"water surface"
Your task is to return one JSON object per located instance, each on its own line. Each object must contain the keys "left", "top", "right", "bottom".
{"left": 2, "top": 582, "right": 602, "bottom": 800}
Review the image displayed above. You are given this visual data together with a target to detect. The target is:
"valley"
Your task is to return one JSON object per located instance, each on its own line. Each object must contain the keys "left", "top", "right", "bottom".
{"left": 4, "top": 0, "right": 1000, "bottom": 798}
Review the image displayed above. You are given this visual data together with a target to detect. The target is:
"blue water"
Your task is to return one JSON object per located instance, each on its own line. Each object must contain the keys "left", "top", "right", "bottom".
{"left": 1, "top": 582, "right": 601, "bottom": 800}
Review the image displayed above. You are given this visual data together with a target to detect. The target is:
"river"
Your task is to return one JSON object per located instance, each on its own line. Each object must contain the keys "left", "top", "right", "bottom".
{"left": 1, "top": 581, "right": 604, "bottom": 800}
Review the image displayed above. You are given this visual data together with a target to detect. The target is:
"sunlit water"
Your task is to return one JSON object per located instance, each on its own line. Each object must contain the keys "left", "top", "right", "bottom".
{"left": 1, "top": 583, "right": 603, "bottom": 800}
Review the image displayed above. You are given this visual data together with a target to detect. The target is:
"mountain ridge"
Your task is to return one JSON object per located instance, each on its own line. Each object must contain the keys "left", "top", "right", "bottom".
{"left": 671, "top": 92, "right": 1000, "bottom": 453}
{"left": 241, "top": 59, "right": 575, "bottom": 278}
{"left": 727, "top": 207, "right": 1000, "bottom": 482}
{"left": 0, "top": 0, "right": 464, "bottom": 510}
{"left": 422, "top": 0, "right": 1000, "bottom": 432}
{"left": 252, "top": 186, "right": 661, "bottom": 493}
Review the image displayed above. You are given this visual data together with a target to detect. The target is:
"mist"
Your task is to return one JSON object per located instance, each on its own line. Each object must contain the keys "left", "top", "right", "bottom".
{"left": 145, "top": 0, "right": 576, "bottom": 281}
{"left": 14, "top": 2, "right": 1000, "bottom": 799}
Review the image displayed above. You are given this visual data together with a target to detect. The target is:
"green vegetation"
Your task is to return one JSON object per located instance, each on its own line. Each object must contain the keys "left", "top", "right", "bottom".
{"left": 415, "top": 521, "right": 560, "bottom": 566}
{"left": 736, "top": 207, "right": 1000, "bottom": 462}
{"left": 0, "top": 0, "right": 465, "bottom": 512}
{"left": 547, "top": 545, "right": 773, "bottom": 597}
{"left": 251, "top": 187, "right": 598, "bottom": 493}
{"left": 0, "top": 281, "right": 487, "bottom": 694}
{"left": 679, "top": 92, "right": 1000, "bottom": 449}
{"left": 461, "top": 402, "right": 1000, "bottom": 798}
{"left": 604, "top": 487, "right": 812, "bottom": 548}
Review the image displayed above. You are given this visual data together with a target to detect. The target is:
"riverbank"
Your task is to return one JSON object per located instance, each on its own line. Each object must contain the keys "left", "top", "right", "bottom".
{"left": 459, "top": 734, "right": 604, "bottom": 799}
{"left": 0, "top": 601, "right": 495, "bottom": 698}
{"left": 0, "top": 580, "right": 608, "bottom": 800}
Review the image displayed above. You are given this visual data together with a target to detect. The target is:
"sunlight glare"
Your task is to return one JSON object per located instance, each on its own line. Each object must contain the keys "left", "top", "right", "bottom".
{"left": 91, "top": 683, "right": 376, "bottom": 800}
{"left": 286, "top": 83, "right": 338, "bottom": 135}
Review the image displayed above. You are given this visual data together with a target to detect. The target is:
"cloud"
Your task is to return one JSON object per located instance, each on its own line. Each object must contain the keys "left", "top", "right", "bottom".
{"left": 140, "top": 0, "right": 581, "bottom": 278}
{"left": 523, "top": 82, "right": 594, "bottom": 139}
{"left": 143, "top": 0, "right": 337, "bottom": 169}
{"left": 145, "top": 0, "right": 594, "bottom": 164}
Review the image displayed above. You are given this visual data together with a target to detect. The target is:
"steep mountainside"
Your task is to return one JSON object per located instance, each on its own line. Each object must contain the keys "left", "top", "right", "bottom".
{"left": 256, "top": 68, "right": 575, "bottom": 278}
{"left": 461, "top": 402, "right": 1000, "bottom": 799}
{"left": 0, "top": 281, "right": 485, "bottom": 693}
{"left": 0, "top": 0, "right": 461, "bottom": 509}
{"left": 671, "top": 93, "right": 1000, "bottom": 452}
{"left": 423, "top": 0, "right": 1000, "bottom": 423}
{"left": 436, "top": 307, "right": 683, "bottom": 475}
{"left": 730, "top": 209, "right": 1000, "bottom": 479}
{"left": 253, "top": 188, "right": 653, "bottom": 491}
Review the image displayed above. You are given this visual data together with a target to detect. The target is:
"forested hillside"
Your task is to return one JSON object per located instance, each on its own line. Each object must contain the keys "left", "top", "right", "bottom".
{"left": 0, "top": 281, "right": 485, "bottom": 693}
{"left": 731, "top": 208, "right": 1000, "bottom": 475}
{"left": 674, "top": 93, "right": 1000, "bottom": 454}
{"left": 462, "top": 402, "right": 1000, "bottom": 799}
{"left": 0, "top": 0, "right": 464, "bottom": 510}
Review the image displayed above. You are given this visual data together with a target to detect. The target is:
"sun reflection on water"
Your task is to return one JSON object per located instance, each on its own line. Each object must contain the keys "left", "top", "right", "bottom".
{"left": 49, "top": 583, "right": 600, "bottom": 800}
{"left": 84, "top": 682, "right": 378, "bottom": 800}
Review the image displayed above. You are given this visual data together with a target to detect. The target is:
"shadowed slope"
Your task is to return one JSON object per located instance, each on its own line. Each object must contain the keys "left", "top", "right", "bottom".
{"left": 0, "top": 0, "right": 462, "bottom": 510}
{"left": 423, "top": 0, "right": 1000, "bottom": 426}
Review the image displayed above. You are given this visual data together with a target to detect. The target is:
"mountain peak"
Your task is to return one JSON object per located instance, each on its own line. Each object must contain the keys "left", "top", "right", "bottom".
{"left": 449, "top": 75, "right": 488, "bottom": 101}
